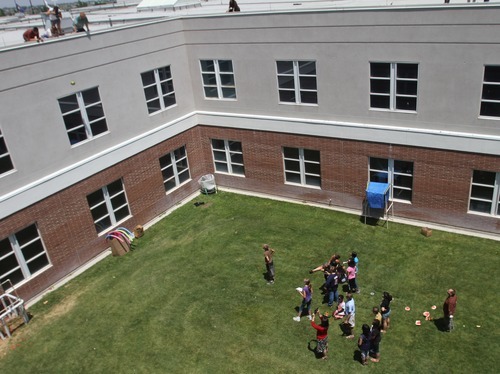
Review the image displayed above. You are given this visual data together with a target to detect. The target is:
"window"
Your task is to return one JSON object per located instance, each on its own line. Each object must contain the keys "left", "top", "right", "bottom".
{"left": 159, "top": 146, "right": 191, "bottom": 193}
{"left": 211, "top": 139, "right": 245, "bottom": 176}
{"left": 87, "top": 179, "right": 131, "bottom": 234}
{"left": 0, "top": 224, "right": 50, "bottom": 288}
{"left": 0, "top": 128, "right": 14, "bottom": 176}
{"left": 469, "top": 170, "right": 500, "bottom": 216}
{"left": 370, "top": 62, "right": 418, "bottom": 111}
{"left": 283, "top": 147, "right": 321, "bottom": 187}
{"left": 276, "top": 61, "right": 317, "bottom": 104}
{"left": 200, "top": 60, "right": 236, "bottom": 99}
{"left": 369, "top": 157, "right": 414, "bottom": 202}
{"left": 480, "top": 66, "right": 500, "bottom": 118}
{"left": 58, "top": 87, "right": 108, "bottom": 145}
{"left": 141, "top": 66, "right": 176, "bottom": 115}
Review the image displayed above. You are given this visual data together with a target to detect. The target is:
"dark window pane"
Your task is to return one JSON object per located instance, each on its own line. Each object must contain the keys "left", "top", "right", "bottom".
{"left": 144, "top": 85, "right": 159, "bottom": 101}
{"left": 218, "top": 60, "right": 233, "bottom": 72}
{"left": 212, "top": 139, "right": 225, "bottom": 150}
{"left": 159, "top": 154, "right": 172, "bottom": 168}
{"left": 90, "top": 119, "right": 108, "bottom": 136}
{"left": 228, "top": 141, "right": 242, "bottom": 152}
{"left": 396, "top": 96, "right": 417, "bottom": 111}
{"left": 299, "top": 76, "right": 317, "bottom": 90}
{"left": 305, "top": 175, "right": 321, "bottom": 187}
{"left": 370, "top": 171, "right": 388, "bottom": 183}
{"left": 394, "top": 160, "right": 414, "bottom": 174}
{"left": 371, "top": 79, "right": 390, "bottom": 94}
{"left": 393, "top": 188, "right": 412, "bottom": 201}
{"left": 0, "top": 238, "right": 12, "bottom": 258}
{"left": 300, "top": 91, "right": 317, "bottom": 104}
{"left": 86, "top": 104, "right": 105, "bottom": 122}
{"left": 232, "top": 165, "right": 245, "bottom": 175}
{"left": 230, "top": 153, "right": 243, "bottom": 164}
{"left": 107, "top": 180, "right": 123, "bottom": 196}
{"left": 285, "top": 172, "right": 301, "bottom": 184}
{"left": 394, "top": 174, "right": 413, "bottom": 189}
{"left": 285, "top": 159, "right": 300, "bottom": 172}
{"left": 162, "top": 166, "right": 174, "bottom": 181}
{"left": 469, "top": 199, "right": 492, "bottom": 213}
{"left": 63, "top": 112, "right": 83, "bottom": 131}
{"left": 278, "top": 76, "right": 295, "bottom": 89}
{"left": 397, "top": 80, "right": 417, "bottom": 95}
{"left": 221, "top": 88, "right": 236, "bottom": 98}
{"left": 299, "top": 61, "right": 316, "bottom": 75}
{"left": 220, "top": 74, "right": 234, "bottom": 86}
{"left": 202, "top": 73, "right": 217, "bottom": 86}
{"left": 304, "top": 149, "right": 320, "bottom": 162}
{"left": 481, "top": 84, "right": 500, "bottom": 100}
{"left": 141, "top": 71, "right": 156, "bottom": 86}
{"left": 305, "top": 162, "right": 321, "bottom": 175}
{"left": 277, "top": 61, "right": 293, "bottom": 75}
{"left": 110, "top": 193, "right": 127, "bottom": 209}
{"left": 87, "top": 189, "right": 104, "bottom": 207}
{"left": 82, "top": 88, "right": 101, "bottom": 105}
{"left": 21, "top": 241, "right": 44, "bottom": 261}
{"left": 370, "top": 158, "right": 388, "bottom": 170}
{"left": 58, "top": 95, "right": 79, "bottom": 114}
{"left": 480, "top": 102, "right": 500, "bottom": 117}
{"left": 200, "top": 60, "right": 215, "bottom": 72}
{"left": 26, "top": 254, "right": 49, "bottom": 274}
{"left": 0, "top": 155, "right": 14, "bottom": 174}
{"left": 95, "top": 217, "right": 111, "bottom": 233}
{"left": 0, "top": 268, "right": 24, "bottom": 287}
{"left": 473, "top": 170, "right": 495, "bottom": 185}
{"left": 173, "top": 147, "right": 186, "bottom": 160}
{"left": 471, "top": 185, "right": 494, "bottom": 200}
{"left": 213, "top": 150, "right": 227, "bottom": 162}
{"left": 283, "top": 147, "right": 299, "bottom": 159}
{"left": 164, "top": 179, "right": 176, "bottom": 192}
{"left": 114, "top": 206, "right": 130, "bottom": 222}
{"left": 215, "top": 162, "right": 229, "bottom": 173}
{"left": 204, "top": 87, "right": 219, "bottom": 98}
{"left": 160, "top": 81, "right": 175, "bottom": 95}
{"left": 163, "top": 94, "right": 176, "bottom": 108}
{"left": 158, "top": 66, "right": 172, "bottom": 81}
{"left": 147, "top": 99, "right": 162, "bottom": 114}
{"left": 370, "top": 63, "right": 390, "bottom": 77}
{"left": 279, "top": 90, "right": 295, "bottom": 103}
{"left": 370, "top": 95, "right": 390, "bottom": 109}
{"left": 68, "top": 128, "right": 88, "bottom": 145}
{"left": 484, "top": 66, "right": 500, "bottom": 82}
{"left": 90, "top": 203, "right": 109, "bottom": 221}
{"left": 0, "top": 137, "right": 7, "bottom": 154}
{"left": 16, "top": 225, "right": 39, "bottom": 247}
{"left": 178, "top": 169, "right": 190, "bottom": 184}
{"left": 397, "top": 64, "right": 418, "bottom": 79}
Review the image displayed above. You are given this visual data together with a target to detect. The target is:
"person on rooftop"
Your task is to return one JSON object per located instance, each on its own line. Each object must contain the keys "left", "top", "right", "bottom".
{"left": 46, "top": 6, "right": 63, "bottom": 36}
{"left": 73, "top": 12, "right": 90, "bottom": 33}
{"left": 23, "top": 27, "right": 43, "bottom": 43}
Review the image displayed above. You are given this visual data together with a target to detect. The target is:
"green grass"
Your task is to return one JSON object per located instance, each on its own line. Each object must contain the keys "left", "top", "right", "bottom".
{"left": 1, "top": 192, "right": 499, "bottom": 373}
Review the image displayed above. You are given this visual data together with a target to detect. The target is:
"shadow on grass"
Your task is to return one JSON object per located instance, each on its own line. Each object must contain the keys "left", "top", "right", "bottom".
{"left": 433, "top": 317, "right": 450, "bottom": 332}
{"left": 307, "top": 340, "right": 324, "bottom": 359}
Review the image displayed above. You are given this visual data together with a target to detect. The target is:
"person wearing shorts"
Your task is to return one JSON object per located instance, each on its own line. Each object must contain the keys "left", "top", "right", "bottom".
{"left": 342, "top": 292, "right": 356, "bottom": 338}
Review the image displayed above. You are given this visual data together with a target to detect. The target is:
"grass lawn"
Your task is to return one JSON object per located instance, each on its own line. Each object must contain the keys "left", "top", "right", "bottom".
{"left": 0, "top": 191, "right": 499, "bottom": 373}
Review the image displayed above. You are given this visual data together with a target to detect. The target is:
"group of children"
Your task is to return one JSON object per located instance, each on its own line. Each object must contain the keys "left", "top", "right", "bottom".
{"left": 292, "top": 251, "right": 393, "bottom": 364}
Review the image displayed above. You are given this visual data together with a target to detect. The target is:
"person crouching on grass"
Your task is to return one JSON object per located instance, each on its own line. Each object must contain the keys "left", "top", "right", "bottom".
{"left": 311, "top": 308, "right": 329, "bottom": 360}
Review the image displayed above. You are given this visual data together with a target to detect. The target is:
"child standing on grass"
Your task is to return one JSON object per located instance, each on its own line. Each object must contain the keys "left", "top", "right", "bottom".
{"left": 380, "top": 292, "right": 393, "bottom": 332}
{"left": 294, "top": 279, "right": 313, "bottom": 322}
{"left": 263, "top": 244, "right": 275, "bottom": 284}
{"left": 311, "top": 309, "right": 329, "bottom": 360}
{"left": 358, "top": 324, "right": 371, "bottom": 365}
{"left": 347, "top": 259, "right": 358, "bottom": 293}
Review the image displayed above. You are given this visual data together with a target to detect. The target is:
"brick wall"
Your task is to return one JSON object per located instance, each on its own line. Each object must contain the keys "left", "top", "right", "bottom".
{"left": 1, "top": 125, "right": 499, "bottom": 302}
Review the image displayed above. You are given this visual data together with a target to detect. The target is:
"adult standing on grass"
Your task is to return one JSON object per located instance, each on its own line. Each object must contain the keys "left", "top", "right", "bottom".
{"left": 294, "top": 279, "right": 313, "bottom": 322}
{"left": 310, "top": 308, "right": 329, "bottom": 360}
{"left": 342, "top": 292, "right": 356, "bottom": 338}
{"left": 443, "top": 288, "right": 457, "bottom": 332}
{"left": 380, "top": 291, "right": 393, "bottom": 332}
{"left": 263, "top": 244, "right": 275, "bottom": 284}
{"left": 358, "top": 324, "right": 371, "bottom": 365}
{"left": 370, "top": 319, "right": 382, "bottom": 363}
{"left": 325, "top": 266, "right": 339, "bottom": 307}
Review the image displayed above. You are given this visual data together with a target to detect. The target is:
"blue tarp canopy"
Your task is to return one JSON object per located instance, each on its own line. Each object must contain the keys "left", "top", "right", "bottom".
{"left": 366, "top": 182, "right": 390, "bottom": 209}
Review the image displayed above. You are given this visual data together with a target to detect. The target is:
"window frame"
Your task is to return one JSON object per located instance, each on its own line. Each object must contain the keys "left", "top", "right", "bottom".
{"left": 369, "top": 157, "right": 414, "bottom": 203}
{"left": 0, "top": 224, "right": 51, "bottom": 289}
{"left": 211, "top": 139, "right": 245, "bottom": 176}
{"left": 199, "top": 59, "right": 236, "bottom": 100}
{"left": 159, "top": 145, "right": 191, "bottom": 193}
{"left": 369, "top": 62, "right": 419, "bottom": 112}
{"left": 468, "top": 170, "right": 500, "bottom": 216}
{"left": 58, "top": 86, "right": 108, "bottom": 146}
{"left": 87, "top": 179, "right": 131, "bottom": 235}
{"left": 479, "top": 65, "right": 500, "bottom": 119}
{"left": 0, "top": 128, "right": 15, "bottom": 177}
{"left": 276, "top": 60, "right": 318, "bottom": 105}
{"left": 283, "top": 147, "right": 321, "bottom": 188}
{"left": 141, "top": 65, "right": 176, "bottom": 115}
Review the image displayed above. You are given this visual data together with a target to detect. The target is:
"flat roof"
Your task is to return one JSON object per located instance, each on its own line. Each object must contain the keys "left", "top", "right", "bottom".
{"left": 0, "top": 0, "right": 498, "bottom": 50}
